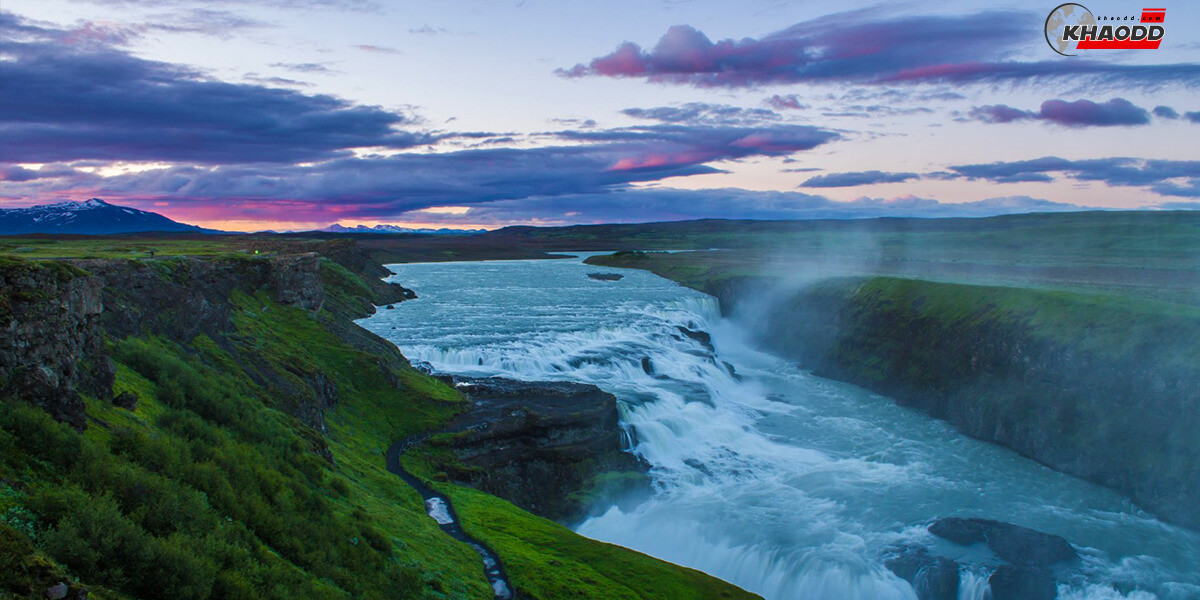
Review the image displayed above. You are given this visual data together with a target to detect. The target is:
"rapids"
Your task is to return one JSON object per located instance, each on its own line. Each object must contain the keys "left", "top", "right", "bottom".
{"left": 360, "top": 254, "right": 1200, "bottom": 600}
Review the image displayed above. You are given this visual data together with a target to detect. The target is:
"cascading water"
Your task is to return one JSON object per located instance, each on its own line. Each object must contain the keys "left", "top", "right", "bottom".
{"left": 360, "top": 254, "right": 1200, "bottom": 600}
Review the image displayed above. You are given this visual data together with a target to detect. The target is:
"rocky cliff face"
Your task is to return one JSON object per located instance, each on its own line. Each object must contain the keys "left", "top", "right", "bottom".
{"left": 0, "top": 260, "right": 111, "bottom": 429}
{"left": 431, "top": 376, "right": 649, "bottom": 522}
{"left": 716, "top": 276, "right": 1200, "bottom": 529}
{"left": 0, "top": 245, "right": 412, "bottom": 436}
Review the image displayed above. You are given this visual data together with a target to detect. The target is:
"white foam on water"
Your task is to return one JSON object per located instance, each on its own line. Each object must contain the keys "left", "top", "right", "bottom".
{"left": 362, "top": 256, "right": 1200, "bottom": 600}
{"left": 425, "top": 497, "right": 454, "bottom": 525}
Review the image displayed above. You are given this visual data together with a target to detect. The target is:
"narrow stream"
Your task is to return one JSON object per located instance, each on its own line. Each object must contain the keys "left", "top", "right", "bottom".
{"left": 385, "top": 438, "right": 515, "bottom": 600}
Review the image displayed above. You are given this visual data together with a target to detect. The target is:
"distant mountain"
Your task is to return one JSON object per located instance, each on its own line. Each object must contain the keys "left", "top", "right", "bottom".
{"left": 320, "top": 223, "right": 486, "bottom": 235}
{"left": 0, "top": 198, "right": 213, "bottom": 235}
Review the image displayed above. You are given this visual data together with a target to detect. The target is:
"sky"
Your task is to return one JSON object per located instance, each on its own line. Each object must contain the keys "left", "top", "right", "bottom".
{"left": 1, "top": 0, "right": 1198, "bottom": 231}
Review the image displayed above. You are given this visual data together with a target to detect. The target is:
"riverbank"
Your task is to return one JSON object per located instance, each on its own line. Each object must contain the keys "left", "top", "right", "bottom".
{"left": 586, "top": 250, "right": 1200, "bottom": 530}
{"left": 0, "top": 241, "right": 757, "bottom": 600}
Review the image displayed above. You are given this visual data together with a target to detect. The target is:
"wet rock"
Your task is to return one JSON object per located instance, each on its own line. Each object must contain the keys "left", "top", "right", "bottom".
{"left": 929, "top": 518, "right": 1077, "bottom": 566}
{"left": 884, "top": 545, "right": 959, "bottom": 600}
{"left": 437, "top": 376, "right": 649, "bottom": 522}
{"left": 587, "top": 272, "right": 623, "bottom": 281}
{"left": 386, "top": 304, "right": 395, "bottom": 309}
{"left": 112, "top": 390, "right": 139, "bottom": 410}
{"left": 988, "top": 564, "right": 1057, "bottom": 600}
{"left": 641, "top": 356, "right": 655, "bottom": 375}
{"left": 676, "top": 326, "right": 715, "bottom": 352}
{"left": 722, "top": 361, "right": 742, "bottom": 381}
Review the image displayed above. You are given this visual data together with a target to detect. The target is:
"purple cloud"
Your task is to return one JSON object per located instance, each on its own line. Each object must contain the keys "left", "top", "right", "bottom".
{"left": 1154, "top": 106, "right": 1180, "bottom": 119}
{"left": 553, "top": 123, "right": 839, "bottom": 167}
{"left": 558, "top": 11, "right": 1200, "bottom": 88}
{"left": 0, "top": 12, "right": 428, "bottom": 164}
{"left": 970, "top": 98, "right": 1151, "bottom": 127}
{"left": 1038, "top": 98, "right": 1150, "bottom": 127}
{"left": 799, "top": 171, "right": 919, "bottom": 188}
{"left": 766, "top": 95, "right": 808, "bottom": 110}
{"left": 969, "top": 104, "right": 1038, "bottom": 124}
{"left": 948, "top": 157, "right": 1200, "bottom": 197}
{"left": 0, "top": 120, "right": 840, "bottom": 220}
{"left": 620, "top": 103, "right": 780, "bottom": 126}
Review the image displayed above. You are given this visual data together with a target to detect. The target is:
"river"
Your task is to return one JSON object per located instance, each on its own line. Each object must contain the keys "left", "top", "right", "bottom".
{"left": 359, "top": 254, "right": 1200, "bottom": 600}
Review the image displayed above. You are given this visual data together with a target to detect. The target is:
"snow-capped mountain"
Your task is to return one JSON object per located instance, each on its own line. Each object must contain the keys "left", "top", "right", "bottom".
{"left": 320, "top": 223, "right": 486, "bottom": 235}
{"left": 0, "top": 198, "right": 212, "bottom": 235}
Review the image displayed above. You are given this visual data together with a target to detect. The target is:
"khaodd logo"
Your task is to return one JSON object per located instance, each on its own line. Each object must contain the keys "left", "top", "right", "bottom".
{"left": 1045, "top": 4, "right": 1165, "bottom": 55}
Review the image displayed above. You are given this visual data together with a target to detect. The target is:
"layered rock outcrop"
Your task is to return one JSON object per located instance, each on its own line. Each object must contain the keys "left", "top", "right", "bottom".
{"left": 432, "top": 376, "right": 649, "bottom": 522}
{"left": 0, "top": 261, "right": 109, "bottom": 429}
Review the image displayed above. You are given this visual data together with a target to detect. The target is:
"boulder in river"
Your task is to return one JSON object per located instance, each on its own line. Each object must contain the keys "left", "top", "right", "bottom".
{"left": 675, "top": 326, "right": 715, "bottom": 352}
{"left": 884, "top": 545, "right": 959, "bottom": 600}
{"left": 587, "top": 272, "right": 623, "bottom": 281}
{"left": 928, "top": 517, "right": 1078, "bottom": 566}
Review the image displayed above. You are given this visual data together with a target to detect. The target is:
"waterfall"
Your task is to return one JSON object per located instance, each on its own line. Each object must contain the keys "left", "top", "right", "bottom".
{"left": 361, "top": 255, "right": 1200, "bottom": 600}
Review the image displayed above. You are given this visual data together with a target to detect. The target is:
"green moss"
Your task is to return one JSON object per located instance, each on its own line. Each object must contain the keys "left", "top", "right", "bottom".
{"left": 440, "top": 485, "right": 758, "bottom": 600}
{"left": 399, "top": 450, "right": 756, "bottom": 600}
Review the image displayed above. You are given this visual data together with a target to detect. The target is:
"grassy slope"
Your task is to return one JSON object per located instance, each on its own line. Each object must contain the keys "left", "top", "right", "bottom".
{"left": 1, "top": 251, "right": 757, "bottom": 600}
{"left": 401, "top": 451, "right": 757, "bottom": 600}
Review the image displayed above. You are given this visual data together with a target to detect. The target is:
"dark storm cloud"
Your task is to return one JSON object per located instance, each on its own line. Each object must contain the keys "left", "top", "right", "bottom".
{"left": 558, "top": 11, "right": 1200, "bottom": 88}
{"left": 799, "top": 171, "right": 920, "bottom": 188}
{"left": 969, "top": 98, "right": 1152, "bottom": 127}
{"left": 948, "top": 157, "right": 1200, "bottom": 197}
{"left": 0, "top": 12, "right": 428, "bottom": 164}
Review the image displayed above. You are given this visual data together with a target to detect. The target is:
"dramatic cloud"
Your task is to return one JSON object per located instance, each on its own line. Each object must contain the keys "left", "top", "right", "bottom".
{"left": 0, "top": 119, "right": 840, "bottom": 221}
{"left": 0, "top": 11, "right": 846, "bottom": 223}
{"left": 0, "top": 12, "right": 427, "bottom": 164}
{"left": 559, "top": 11, "right": 1200, "bottom": 88}
{"left": 799, "top": 171, "right": 919, "bottom": 188}
{"left": 948, "top": 157, "right": 1200, "bottom": 197}
{"left": 621, "top": 103, "right": 780, "bottom": 126}
{"left": 970, "top": 98, "right": 1151, "bottom": 127}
